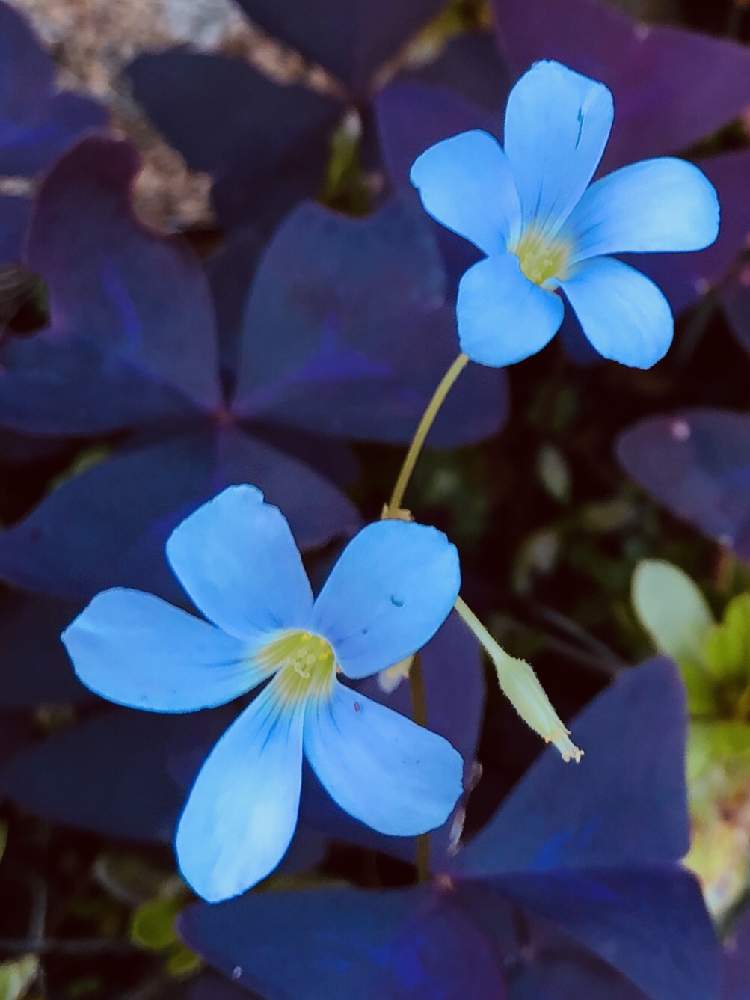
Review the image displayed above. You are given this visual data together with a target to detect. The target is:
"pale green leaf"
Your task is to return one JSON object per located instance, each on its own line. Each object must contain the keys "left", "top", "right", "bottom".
{"left": 632, "top": 559, "right": 714, "bottom": 666}
{"left": 537, "top": 444, "right": 570, "bottom": 503}
{"left": 703, "top": 593, "right": 750, "bottom": 685}
{"left": 130, "top": 897, "right": 180, "bottom": 952}
{"left": 0, "top": 956, "right": 38, "bottom": 1000}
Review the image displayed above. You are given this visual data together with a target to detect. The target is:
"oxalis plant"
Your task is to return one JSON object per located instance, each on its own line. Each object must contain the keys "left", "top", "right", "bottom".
{"left": 62, "top": 59, "right": 719, "bottom": 912}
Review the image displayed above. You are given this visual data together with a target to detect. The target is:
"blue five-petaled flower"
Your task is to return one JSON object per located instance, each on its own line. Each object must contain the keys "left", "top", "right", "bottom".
{"left": 411, "top": 60, "right": 720, "bottom": 369}
{"left": 62, "top": 486, "right": 463, "bottom": 902}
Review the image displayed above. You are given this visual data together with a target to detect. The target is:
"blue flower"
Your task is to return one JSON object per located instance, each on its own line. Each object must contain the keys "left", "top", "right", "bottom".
{"left": 61, "top": 485, "right": 463, "bottom": 902}
{"left": 411, "top": 60, "right": 720, "bottom": 369}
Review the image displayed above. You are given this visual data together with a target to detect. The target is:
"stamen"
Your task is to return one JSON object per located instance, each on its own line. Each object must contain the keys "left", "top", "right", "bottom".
{"left": 256, "top": 629, "right": 336, "bottom": 706}
{"left": 510, "top": 226, "right": 572, "bottom": 287}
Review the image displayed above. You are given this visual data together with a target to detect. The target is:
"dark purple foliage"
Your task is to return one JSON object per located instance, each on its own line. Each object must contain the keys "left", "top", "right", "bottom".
{"left": 723, "top": 910, "right": 750, "bottom": 998}
{"left": 492, "top": 0, "right": 750, "bottom": 169}
{"left": 180, "top": 660, "right": 720, "bottom": 1000}
{"left": 0, "top": 1, "right": 107, "bottom": 176}
{"left": 232, "top": 196, "right": 508, "bottom": 446}
{"left": 0, "top": 590, "right": 86, "bottom": 707}
{"left": 618, "top": 409, "right": 750, "bottom": 562}
{"left": 232, "top": 0, "right": 446, "bottom": 97}
{"left": 0, "top": 196, "right": 31, "bottom": 264}
{"left": 126, "top": 51, "right": 342, "bottom": 231}
{"left": 0, "top": 137, "right": 508, "bottom": 602}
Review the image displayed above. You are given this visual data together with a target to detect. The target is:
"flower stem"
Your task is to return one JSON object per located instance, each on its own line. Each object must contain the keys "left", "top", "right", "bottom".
{"left": 386, "top": 353, "right": 469, "bottom": 515}
{"left": 384, "top": 355, "right": 468, "bottom": 882}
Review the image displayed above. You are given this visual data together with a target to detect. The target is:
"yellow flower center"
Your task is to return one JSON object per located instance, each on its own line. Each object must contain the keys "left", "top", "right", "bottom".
{"left": 511, "top": 227, "right": 572, "bottom": 286}
{"left": 256, "top": 629, "right": 336, "bottom": 706}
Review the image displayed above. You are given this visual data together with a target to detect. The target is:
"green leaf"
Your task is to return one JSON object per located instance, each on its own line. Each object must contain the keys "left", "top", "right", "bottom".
{"left": 703, "top": 593, "right": 750, "bottom": 686}
{"left": 165, "top": 943, "right": 202, "bottom": 979}
{"left": 688, "top": 720, "right": 750, "bottom": 785}
{"left": 0, "top": 956, "right": 38, "bottom": 1000}
{"left": 130, "top": 897, "right": 181, "bottom": 952}
{"left": 537, "top": 444, "right": 570, "bottom": 503}
{"left": 632, "top": 558, "right": 714, "bottom": 665}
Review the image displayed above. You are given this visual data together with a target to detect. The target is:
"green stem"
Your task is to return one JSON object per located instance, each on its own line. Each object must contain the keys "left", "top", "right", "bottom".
{"left": 384, "top": 355, "right": 469, "bottom": 882}
{"left": 386, "top": 353, "right": 468, "bottom": 514}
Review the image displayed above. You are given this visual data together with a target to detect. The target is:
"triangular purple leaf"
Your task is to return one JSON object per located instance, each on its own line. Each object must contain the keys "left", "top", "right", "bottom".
{"left": 180, "top": 885, "right": 506, "bottom": 999}
{"left": 0, "top": 195, "right": 30, "bottom": 264}
{"left": 126, "top": 50, "right": 342, "bottom": 232}
{"left": 0, "top": 1, "right": 107, "bottom": 176}
{"left": 233, "top": 197, "right": 508, "bottom": 446}
{"left": 0, "top": 137, "right": 222, "bottom": 435}
{"left": 232, "top": 0, "right": 447, "bottom": 97}
{"left": 0, "top": 426, "right": 360, "bottom": 602}
{"left": 493, "top": 0, "right": 750, "bottom": 169}
{"left": 0, "top": 590, "right": 88, "bottom": 707}
{"left": 617, "top": 409, "right": 750, "bottom": 561}
{"left": 450, "top": 659, "right": 688, "bottom": 878}
{"left": 477, "top": 868, "right": 719, "bottom": 1000}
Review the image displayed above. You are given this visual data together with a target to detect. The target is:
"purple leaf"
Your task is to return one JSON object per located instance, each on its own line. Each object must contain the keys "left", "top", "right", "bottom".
{"left": 126, "top": 51, "right": 342, "bottom": 231}
{"left": 405, "top": 31, "right": 510, "bottom": 112}
{"left": 207, "top": 225, "right": 265, "bottom": 374}
{"left": 233, "top": 197, "right": 508, "bottom": 446}
{"left": 617, "top": 409, "right": 750, "bottom": 560}
{"left": 180, "top": 885, "right": 507, "bottom": 998}
{"left": 0, "top": 590, "right": 87, "bottom": 707}
{"left": 0, "top": 196, "right": 30, "bottom": 264}
{"left": 0, "top": 137, "right": 222, "bottom": 435}
{"left": 232, "top": 0, "right": 447, "bottom": 97}
{"left": 723, "top": 910, "right": 750, "bottom": 999}
{"left": 450, "top": 659, "right": 689, "bottom": 878}
{"left": 0, "top": 707, "right": 204, "bottom": 841}
{"left": 493, "top": 0, "right": 750, "bottom": 169}
{"left": 476, "top": 868, "right": 719, "bottom": 1000}
{"left": 0, "top": 699, "right": 330, "bottom": 860}
{"left": 375, "top": 82, "right": 497, "bottom": 190}
{"left": 0, "top": 426, "right": 360, "bottom": 602}
{"left": 0, "top": 1, "right": 107, "bottom": 175}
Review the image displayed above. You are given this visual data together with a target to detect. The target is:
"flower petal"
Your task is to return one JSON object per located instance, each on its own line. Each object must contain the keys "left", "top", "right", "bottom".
{"left": 410, "top": 129, "right": 521, "bottom": 255}
{"left": 62, "top": 588, "right": 257, "bottom": 712}
{"left": 166, "top": 485, "right": 313, "bottom": 641}
{"left": 504, "top": 60, "right": 613, "bottom": 234}
{"left": 562, "top": 256, "right": 673, "bottom": 369}
{"left": 456, "top": 253, "right": 564, "bottom": 366}
{"left": 176, "top": 682, "right": 304, "bottom": 902}
{"left": 310, "top": 521, "right": 460, "bottom": 680}
{"left": 566, "top": 158, "right": 720, "bottom": 261}
{"left": 304, "top": 683, "right": 463, "bottom": 835}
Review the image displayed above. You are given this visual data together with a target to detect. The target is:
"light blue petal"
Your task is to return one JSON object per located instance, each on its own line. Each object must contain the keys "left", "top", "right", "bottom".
{"left": 566, "top": 158, "right": 720, "bottom": 261}
{"left": 310, "top": 521, "right": 459, "bottom": 680}
{"left": 304, "top": 682, "right": 463, "bottom": 835}
{"left": 176, "top": 681, "right": 304, "bottom": 902}
{"left": 62, "top": 588, "right": 258, "bottom": 712}
{"left": 504, "top": 61, "right": 613, "bottom": 235}
{"left": 410, "top": 130, "right": 521, "bottom": 255}
{"left": 166, "top": 485, "right": 313, "bottom": 641}
{"left": 456, "top": 253, "right": 564, "bottom": 367}
{"left": 562, "top": 257, "right": 673, "bottom": 369}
